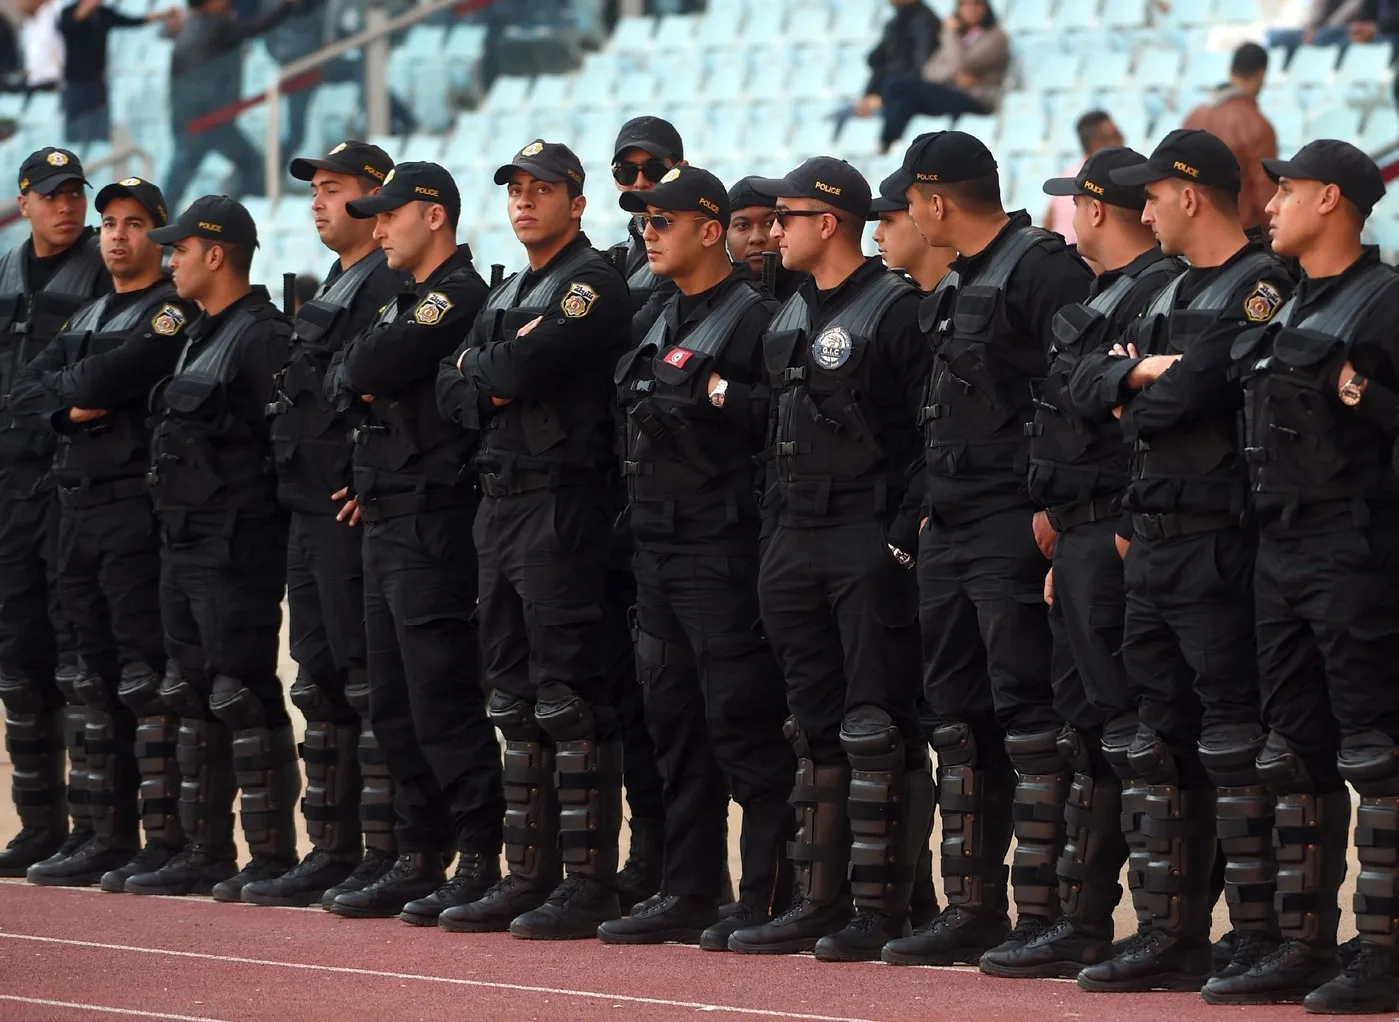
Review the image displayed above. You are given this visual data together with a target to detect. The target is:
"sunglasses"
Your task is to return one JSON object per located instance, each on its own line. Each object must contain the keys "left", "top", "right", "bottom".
{"left": 613, "top": 159, "right": 670, "bottom": 186}
{"left": 634, "top": 213, "right": 708, "bottom": 233}
{"left": 773, "top": 208, "right": 838, "bottom": 227}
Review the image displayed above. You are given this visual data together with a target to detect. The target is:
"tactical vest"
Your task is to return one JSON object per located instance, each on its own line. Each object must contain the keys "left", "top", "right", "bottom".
{"left": 1239, "top": 260, "right": 1399, "bottom": 520}
{"left": 52, "top": 283, "right": 179, "bottom": 502}
{"left": 763, "top": 269, "right": 915, "bottom": 517}
{"left": 920, "top": 226, "right": 1062, "bottom": 481}
{"left": 1130, "top": 248, "right": 1281, "bottom": 494}
{"left": 269, "top": 251, "right": 386, "bottom": 513}
{"left": 148, "top": 302, "right": 276, "bottom": 511}
{"left": 473, "top": 244, "right": 616, "bottom": 487}
{"left": 0, "top": 232, "right": 106, "bottom": 470}
{"left": 1027, "top": 252, "right": 1182, "bottom": 506}
{"left": 614, "top": 278, "right": 767, "bottom": 505}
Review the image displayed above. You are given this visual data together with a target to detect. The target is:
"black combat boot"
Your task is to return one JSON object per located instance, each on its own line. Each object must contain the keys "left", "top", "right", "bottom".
{"left": 0, "top": 693, "right": 68, "bottom": 876}
{"left": 615, "top": 816, "right": 663, "bottom": 912}
{"left": 597, "top": 893, "right": 719, "bottom": 944}
{"left": 52, "top": 663, "right": 94, "bottom": 865}
{"left": 330, "top": 852, "right": 447, "bottom": 918}
{"left": 321, "top": 847, "right": 397, "bottom": 909}
{"left": 400, "top": 852, "right": 500, "bottom": 926}
{"left": 883, "top": 724, "right": 1015, "bottom": 966}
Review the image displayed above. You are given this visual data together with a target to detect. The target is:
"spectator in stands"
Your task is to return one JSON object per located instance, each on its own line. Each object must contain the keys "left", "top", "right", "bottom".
{"left": 1266, "top": 1, "right": 1399, "bottom": 52}
{"left": 840, "top": 1, "right": 942, "bottom": 128}
{"left": 164, "top": 0, "right": 303, "bottom": 207}
{"left": 0, "top": 14, "right": 22, "bottom": 87}
{"left": 878, "top": 0, "right": 1009, "bottom": 153}
{"left": 58, "top": 0, "right": 183, "bottom": 142}
{"left": 1044, "top": 111, "right": 1124, "bottom": 249}
{"left": 18, "top": 0, "right": 63, "bottom": 90}
{"left": 1183, "top": 43, "right": 1278, "bottom": 231}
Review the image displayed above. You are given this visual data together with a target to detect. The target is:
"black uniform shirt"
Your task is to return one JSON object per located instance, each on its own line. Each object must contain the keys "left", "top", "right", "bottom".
{"left": 180, "top": 288, "right": 291, "bottom": 437}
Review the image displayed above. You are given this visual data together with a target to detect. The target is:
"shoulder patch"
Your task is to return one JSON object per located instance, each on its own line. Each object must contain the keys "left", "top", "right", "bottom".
{"left": 413, "top": 292, "right": 454, "bottom": 326}
{"left": 1243, "top": 280, "right": 1283, "bottom": 323}
{"left": 561, "top": 281, "right": 598, "bottom": 319}
{"left": 150, "top": 304, "right": 187, "bottom": 336}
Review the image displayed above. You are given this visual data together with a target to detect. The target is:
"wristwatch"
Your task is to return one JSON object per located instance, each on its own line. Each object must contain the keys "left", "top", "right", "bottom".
{"left": 1340, "top": 372, "right": 1368, "bottom": 407}
{"left": 709, "top": 378, "right": 729, "bottom": 408}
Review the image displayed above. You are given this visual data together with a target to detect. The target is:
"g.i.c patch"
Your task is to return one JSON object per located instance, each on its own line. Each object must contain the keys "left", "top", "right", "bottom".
{"left": 413, "top": 292, "right": 454, "bottom": 326}
{"left": 1243, "top": 281, "right": 1283, "bottom": 323}
{"left": 150, "top": 304, "right": 186, "bottom": 336}
{"left": 560, "top": 281, "right": 598, "bottom": 319}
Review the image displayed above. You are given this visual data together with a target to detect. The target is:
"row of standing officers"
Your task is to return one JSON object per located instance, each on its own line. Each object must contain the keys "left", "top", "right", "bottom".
{"left": 0, "top": 112, "right": 1398, "bottom": 1013}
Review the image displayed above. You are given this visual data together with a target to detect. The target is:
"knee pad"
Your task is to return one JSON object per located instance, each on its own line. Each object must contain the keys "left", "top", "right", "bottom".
{"left": 1101, "top": 712, "right": 1139, "bottom": 771}
{"left": 0, "top": 671, "right": 43, "bottom": 714}
{"left": 117, "top": 662, "right": 166, "bottom": 717}
{"left": 783, "top": 715, "right": 812, "bottom": 760}
{"left": 488, "top": 690, "right": 543, "bottom": 743}
{"left": 931, "top": 721, "right": 976, "bottom": 768}
{"left": 344, "top": 668, "right": 370, "bottom": 717}
{"left": 1256, "top": 731, "right": 1315, "bottom": 793}
{"left": 71, "top": 671, "right": 113, "bottom": 710}
{"left": 158, "top": 665, "right": 208, "bottom": 720}
{"left": 289, "top": 671, "right": 334, "bottom": 722}
{"left": 840, "top": 705, "right": 903, "bottom": 772}
{"left": 208, "top": 674, "right": 265, "bottom": 730}
{"left": 1338, "top": 731, "right": 1399, "bottom": 796}
{"left": 54, "top": 660, "right": 82, "bottom": 704}
{"left": 1057, "top": 724, "right": 1094, "bottom": 774}
{"left": 1006, "top": 727, "right": 1068, "bottom": 775}
{"left": 534, "top": 682, "right": 596, "bottom": 742}
{"left": 1198, "top": 722, "right": 1266, "bottom": 788}
{"left": 1126, "top": 726, "right": 1176, "bottom": 785}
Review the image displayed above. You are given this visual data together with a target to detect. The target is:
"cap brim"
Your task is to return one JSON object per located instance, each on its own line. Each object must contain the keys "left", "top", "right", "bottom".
{"left": 288, "top": 157, "right": 338, "bottom": 182}
{"left": 612, "top": 140, "right": 671, "bottom": 163}
{"left": 867, "top": 196, "right": 907, "bottom": 219}
{"left": 1261, "top": 157, "right": 1309, "bottom": 184}
{"left": 28, "top": 172, "right": 87, "bottom": 195}
{"left": 94, "top": 183, "right": 132, "bottom": 209}
{"left": 882, "top": 168, "right": 917, "bottom": 198}
{"left": 494, "top": 159, "right": 570, "bottom": 187}
{"left": 618, "top": 190, "right": 651, "bottom": 214}
{"left": 1109, "top": 162, "right": 1170, "bottom": 186}
{"left": 1041, "top": 176, "right": 1083, "bottom": 197}
{"left": 746, "top": 176, "right": 801, "bottom": 200}
{"left": 345, "top": 192, "right": 410, "bottom": 219}
{"left": 146, "top": 222, "right": 194, "bottom": 244}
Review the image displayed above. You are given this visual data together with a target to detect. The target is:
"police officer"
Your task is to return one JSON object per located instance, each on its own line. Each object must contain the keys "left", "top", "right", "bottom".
{"left": 867, "top": 175, "right": 955, "bottom": 291}
{"left": 435, "top": 139, "right": 631, "bottom": 940}
{"left": 880, "top": 131, "right": 1093, "bottom": 968}
{"left": 612, "top": 115, "right": 685, "bottom": 314}
{"left": 1204, "top": 142, "right": 1399, "bottom": 1012}
{"left": 241, "top": 141, "right": 407, "bottom": 908}
{"left": 123, "top": 196, "right": 297, "bottom": 899}
{"left": 323, "top": 162, "right": 503, "bottom": 924}
{"left": 596, "top": 167, "right": 793, "bottom": 948}
{"left": 0, "top": 147, "right": 109, "bottom": 877}
{"left": 976, "top": 148, "right": 1185, "bottom": 978}
{"left": 726, "top": 157, "right": 932, "bottom": 961}
{"left": 726, "top": 176, "right": 807, "bottom": 301}
{"left": 1069, "top": 130, "right": 1295, "bottom": 992}
{"left": 8, "top": 178, "right": 190, "bottom": 889}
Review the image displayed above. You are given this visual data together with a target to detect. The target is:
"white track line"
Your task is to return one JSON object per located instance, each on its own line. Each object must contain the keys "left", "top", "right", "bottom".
{"left": 0, "top": 932, "right": 879, "bottom": 1022}
{"left": 0, "top": 994, "right": 231, "bottom": 1022}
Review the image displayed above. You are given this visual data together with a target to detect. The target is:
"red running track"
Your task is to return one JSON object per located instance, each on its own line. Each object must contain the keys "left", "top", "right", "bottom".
{"left": 0, "top": 880, "right": 1344, "bottom": 1021}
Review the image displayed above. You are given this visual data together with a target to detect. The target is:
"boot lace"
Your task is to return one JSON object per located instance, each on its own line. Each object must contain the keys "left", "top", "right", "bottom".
{"left": 278, "top": 849, "right": 337, "bottom": 880}
{"left": 542, "top": 875, "right": 595, "bottom": 908}
{"left": 3, "top": 826, "right": 41, "bottom": 851}
{"left": 1338, "top": 941, "right": 1391, "bottom": 982}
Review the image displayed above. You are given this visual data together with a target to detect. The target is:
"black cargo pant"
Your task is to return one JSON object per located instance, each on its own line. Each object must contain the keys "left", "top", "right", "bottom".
{"left": 758, "top": 518, "right": 923, "bottom": 760}
{"left": 287, "top": 511, "right": 364, "bottom": 728}
{"left": 633, "top": 544, "right": 792, "bottom": 902}
{"left": 0, "top": 477, "right": 71, "bottom": 698}
{"left": 362, "top": 501, "right": 503, "bottom": 856}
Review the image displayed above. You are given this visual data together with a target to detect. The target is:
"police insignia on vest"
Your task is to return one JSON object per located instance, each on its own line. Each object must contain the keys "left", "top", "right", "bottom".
{"left": 811, "top": 325, "right": 853, "bottom": 370}
{"left": 150, "top": 304, "right": 186, "bottom": 336}
{"left": 561, "top": 281, "right": 598, "bottom": 319}
{"left": 1243, "top": 281, "right": 1282, "bottom": 323}
{"left": 413, "top": 292, "right": 454, "bottom": 326}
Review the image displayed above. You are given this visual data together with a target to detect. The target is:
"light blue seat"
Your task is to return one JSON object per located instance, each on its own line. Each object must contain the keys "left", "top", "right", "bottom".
{"left": 1184, "top": 49, "right": 1231, "bottom": 91}
{"left": 1288, "top": 45, "right": 1340, "bottom": 86}
{"left": 445, "top": 22, "right": 488, "bottom": 59}
{"left": 696, "top": 5, "right": 744, "bottom": 47}
{"left": 1022, "top": 52, "right": 1080, "bottom": 94}
{"left": 1080, "top": 50, "right": 1130, "bottom": 91}
{"left": 1369, "top": 214, "right": 1399, "bottom": 255}
{"left": 402, "top": 24, "right": 447, "bottom": 55}
{"left": 744, "top": 4, "right": 784, "bottom": 37}
{"left": 1304, "top": 104, "right": 1364, "bottom": 142}
{"left": 1055, "top": 1, "right": 1100, "bottom": 33}
{"left": 786, "top": 2, "right": 833, "bottom": 45}
{"left": 655, "top": 59, "right": 707, "bottom": 105}
{"left": 1135, "top": 49, "right": 1184, "bottom": 90}
{"left": 835, "top": 115, "right": 881, "bottom": 156}
{"left": 398, "top": 133, "right": 444, "bottom": 165}
{"left": 611, "top": 16, "right": 656, "bottom": 52}
{"left": 1162, "top": 0, "right": 1216, "bottom": 26}
{"left": 654, "top": 13, "right": 701, "bottom": 51}
{"left": 1102, "top": 0, "right": 1150, "bottom": 30}
{"left": 529, "top": 74, "right": 573, "bottom": 110}
{"left": 1000, "top": 109, "right": 1047, "bottom": 155}
{"left": 706, "top": 51, "right": 751, "bottom": 103}
{"left": 1361, "top": 106, "right": 1399, "bottom": 152}
{"left": 1003, "top": 0, "right": 1055, "bottom": 34}
{"left": 832, "top": 1, "right": 881, "bottom": 44}
{"left": 954, "top": 113, "right": 999, "bottom": 146}
{"left": 483, "top": 76, "right": 532, "bottom": 112}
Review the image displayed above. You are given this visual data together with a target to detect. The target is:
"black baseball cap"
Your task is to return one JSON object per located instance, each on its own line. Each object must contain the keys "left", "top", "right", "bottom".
{"left": 613, "top": 115, "right": 684, "bottom": 163}
{"left": 1111, "top": 128, "right": 1241, "bottom": 194}
{"left": 147, "top": 194, "right": 258, "bottom": 247}
{"left": 728, "top": 176, "right": 775, "bottom": 212}
{"left": 347, "top": 161, "right": 461, "bottom": 222}
{"left": 869, "top": 171, "right": 911, "bottom": 218}
{"left": 289, "top": 139, "right": 393, "bottom": 185}
{"left": 1263, "top": 139, "right": 1386, "bottom": 217}
{"left": 19, "top": 147, "right": 86, "bottom": 195}
{"left": 493, "top": 139, "right": 585, "bottom": 194}
{"left": 620, "top": 165, "right": 729, "bottom": 222}
{"left": 1042, "top": 146, "right": 1151, "bottom": 210}
{"left": 749, "top": 157, "right": 872, "bottom": 220}
{"left": 883, "top": 131, "right": 1000, "bottom": 196}
{"left": 95, "top": 177, "right": 170, "bottom": 227}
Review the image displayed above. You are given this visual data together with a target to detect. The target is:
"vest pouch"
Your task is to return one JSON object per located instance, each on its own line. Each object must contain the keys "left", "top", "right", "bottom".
{"left": 1250, "top": 330, "right": 1356, "bottom": 493}
{"left": 937, "top": 338, "right": 1025, "bottom": 436}
{"left": 161, "top": 374, "right": 226, "bottom": 425}
{"left": 805, "top": 386, "right": 883, "bottom": 478}
{"left": 763, "top": 328, "right": 805, "bottom": 388}
{"left": 917, "top": 281, "right": 957, "bottom": 336}
{"left": 1029, "top": 370, "right": 1095, "bottom": 466}
{"left": 519, "top": 401, "right": 568, "bottom": 457}
{"left": 651, "top": 346, "right": 714, "bottom": 396}
{"left": 0, "top": 293, "right": 22, "bottom": 333}
{"left": 1165, "top": 309, "right": 1216, "bottom": 353}
{"left": 293, "top": 301, "right": 340, "bottom": 346}
{"left": 615, "top": 342, "right": 657, "bottom": 391}
{"left": 28, "top": 290, "right": 86, "bottom": 341}
{"left": 367, "top": 401, "right": 419, "bottom": 472}
{"left": 1229, "top": 324, "right": 1271, "bottom": 365}
{"left": 1140, "top": 416, "right": 1236, "bottom": 479}
{"left": 149, "top": 423, "right": 222, "bottom": 507}
{"left": 1050, "top": 302, "right": 1107, "bottom": 358}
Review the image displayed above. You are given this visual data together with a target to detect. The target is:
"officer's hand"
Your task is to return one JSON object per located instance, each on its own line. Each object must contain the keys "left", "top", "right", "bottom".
{"left": 1032, "top": 510, "right": 1056, "bottom": 560}
{"left": 1109, "top": 342, "right": 1139, "bottom": 358}
{"left": 491, "top": 395, "right": 513, "bottom": 408}
{"left": 854, "top": 94, "right": 882, "bottom": 117}
{"left": 919, "top": 516, "right": 928, "bottom": 533}
{"left": 1126, "top": 354, "right": 1181, "bottom": 388}
{"left": 332, "top": 487, "right": 361, "bottom": 527}
{"left": 1043, "top": 568, "right": 1054, "bottom": 606}
{"left": 1111, "top": 404, "right": 1123, "bottom": 419}
{"left": 514, "top": 316, "right": 543, "bottom": 338}
{"left": 360, "top": 393, "right": 375, "bottom": 403}
{"left": 1115, "top": 533, "right": 1130, "bottom": 560}
{"left": 68, "top": 407, "right": 107, "bottom": 423}
{"left": 1338, "top": 359, "right": 1357, "bottom": 397}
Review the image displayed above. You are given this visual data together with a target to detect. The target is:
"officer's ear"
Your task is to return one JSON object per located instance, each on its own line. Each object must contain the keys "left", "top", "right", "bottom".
{"left": 423, "top": 203, "right": 448, "bottom": 232}
{"left": 15, "top": 194, "right": 28, "bottom": 221}
{"left": 570, "top": 192, "right": 587, "bottom": 223}
{"left": 1316, "top": 182, "right": 1343, "bottom": 217}
{"left": 700, "top": 217, "right": 725, "bottom": 248}
{"left": 1090, "top": 198, "right": 1107, "bottom": 229}
{"left": 203, "top": 240, "right": 226, "bottom": 272}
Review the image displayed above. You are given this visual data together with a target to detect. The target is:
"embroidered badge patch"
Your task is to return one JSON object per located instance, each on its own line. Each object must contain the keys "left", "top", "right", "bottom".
{"left": 47, "top": 151, "right": 68, "bottom": 167}
{"left": 811, "top": 326, "right": 853, "bottom": 370}
{"left": 660, "top": 167, "right": 682, "bottom": 184}
{"left": 413, "top": 292, "right": 454, "bottom": 326}
{"left": 1244, "top": 281, "right": 1283, "bottom": 323}
{"left": 150, "top": 304, "right": 186, "bottom": 336}
{"left": 521, "top": 141, "right": 545, "bottom": 157}
{"left": 329, "top": 142, "right": 348, "bottom": 155}
{"left": 119, "top": 177, "right": 142, "bottom": 187}
{"left": 561, "top": 282, "right": 598, "bottom": 319}
{"left": 663, "top": 347, "right": 694, "bottom": 368}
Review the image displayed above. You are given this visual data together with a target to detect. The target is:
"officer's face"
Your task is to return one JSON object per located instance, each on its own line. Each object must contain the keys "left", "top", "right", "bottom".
{"left": 507, "top": 172, "right": 578, "bottom": 248}
{"left": 872, "top": 210, "right": 925, "bottom": 272}
{"left": 1264, "top": 176, "right": 1325, "bottom": 258}
{"left": 1140, "top": 179, "right": 1187, "bottom": 256}
{"left": 727, "top": 205, "right": 779, "bottom": 274}
{"left": 612, "top": 148, "right": 674, "bottom": 193}
{"left": 372, "top": 203, "right": 435, "bottom": 273}
{"left": 167, "top": 237, "right": 215, "bottom": 301}
{"left": 640, "top": 206, "right": 713, "bottom": 277}
{"left": 769, "top": 199, "right": 838, "bottom": 272}
{"left": 904, "top": 185, "right": 949, "bottom": 247}
{"left": 99, "top": 197, "right": 158, "bottom": 280}
{"left": 20, "top": 181, "right": 87, "bottom": 255}
{"left": 311, "top": 170, "right": 375, "bottom": 254}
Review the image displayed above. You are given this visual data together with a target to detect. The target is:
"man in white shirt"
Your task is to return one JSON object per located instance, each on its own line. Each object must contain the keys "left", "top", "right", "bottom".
{"left": 19, "top": 0, "right": 63, "bottom": 89}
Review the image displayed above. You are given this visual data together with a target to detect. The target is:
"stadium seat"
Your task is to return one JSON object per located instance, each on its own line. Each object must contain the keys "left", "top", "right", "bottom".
{"left": 1339, "top": 42, "right": 1394, "bottom": 82}
{"left": 1184, "top": 49, "right": 1231, "bottom": 91}
{"left": 483, "top": 75, "right": 533, "bottom": 112}
{"left": 832, "top": 1, "right": 881, "bottom": 44}
{"left": 403, "top": 24, "right": 447, "bottom": 55}
{"left": 1021, "top": 52, "right": 1081, "bottom": 94}
{"left": 835, "top": 116, "right": 882, "bottom": 157}
{"left": 1080, "top": 50, "right": 1131, "bottom": 91}
{"left": 610, "top": 16, "right": 656, "bottom": 52}
{"left": 1102, "top": 0, "right": 1150, "bottom": 30}
{"left": 1369, "top": 215, "right": 1399, "bottom": 255}
{"left": 1000, "top": 108, "right": 1047, "bottom": 155}
{"left": 529, "top": 74, "right": 572, "bottom": 110}
{"left": 1162, "top": 0, "right": 1216, "bottom": 26}
{"left": 1134, "top": 49, "right": 1184, "bottom": 90}
{"left": 1288, "top": 45, "right": 1340, "bottom": 86}
{"left": 654, "top": 13, "right": 701, "bottom": 51}
{"left": 398, "top": 133, "right": 444, "bottom": 165}
{"left": 744, "top": 4, "right": 784, "bottom": 39}
{"left": 1304, "top": 104, "right": 1364, "bottom": 142}
{"left": 1361, "top": 106, "right": 1399, "bottom": 153}
{"left": 955, "top": 113, "right": 999, "bottom": 146}
{"left": 1055, "top": 1, "right": 1099, "bottom": 33}
{"left": 786, "top": 2, "right": 833, "bottom": 45}
{"left": 696, "top": 5, "right": 745, "bottom": 48}
{"left": 1003, "top": 0, "right": 1056, "bottom": 34}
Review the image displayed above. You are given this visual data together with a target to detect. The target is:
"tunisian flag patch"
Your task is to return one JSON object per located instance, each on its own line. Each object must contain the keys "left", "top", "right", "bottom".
{"left": 663, "top": 348, "right": 694, "bottom": 367}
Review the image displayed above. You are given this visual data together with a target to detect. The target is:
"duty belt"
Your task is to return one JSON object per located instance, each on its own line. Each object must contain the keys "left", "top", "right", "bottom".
{"left": 1046, "top": 494, "right": 1119, "bottom": 534}
{"left": 478, "top": 466, "right": 592, "bottom": 497}
{"left": 1132, "top": 511, "right": 1238, "bottom": 541}
{"left": 58, "top": 476, "right": 150, "bottom": 509}
{"left": 358, "top": 486, "right": 474, "bottom": 523}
